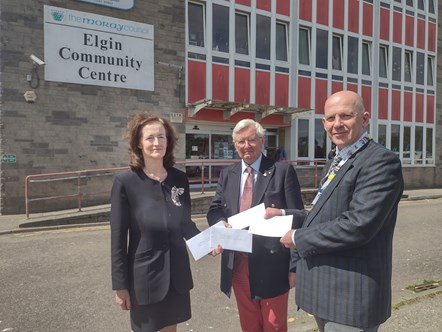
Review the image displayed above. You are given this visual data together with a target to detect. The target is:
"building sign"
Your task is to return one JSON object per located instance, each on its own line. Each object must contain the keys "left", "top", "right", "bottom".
{"left": 1, "top": 154, "right": 17, "bottom": 163}
{"left": 77, "top": 0, "right": 135, "bottom": 10}
{"left": 44, "top": 5, "right": 154, "bottom": 91}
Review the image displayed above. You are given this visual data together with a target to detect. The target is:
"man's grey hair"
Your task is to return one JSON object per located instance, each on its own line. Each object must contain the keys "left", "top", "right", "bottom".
{"left": 232, "top": 119, "right": 265, "bottom": 141}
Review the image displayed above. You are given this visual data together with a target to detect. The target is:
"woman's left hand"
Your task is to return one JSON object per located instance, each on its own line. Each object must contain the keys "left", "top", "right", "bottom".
{"left": 210, "top": 244, "right": 223, "bottom": 256}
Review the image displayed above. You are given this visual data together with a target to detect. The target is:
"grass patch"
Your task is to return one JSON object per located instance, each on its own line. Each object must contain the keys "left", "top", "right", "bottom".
{"left": 393, "top": 290, "right": 442, "bottom": 310}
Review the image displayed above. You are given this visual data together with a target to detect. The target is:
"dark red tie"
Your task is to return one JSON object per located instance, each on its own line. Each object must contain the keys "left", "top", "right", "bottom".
{"left": 239, "top": 166, "right": 253, "bottom": 212}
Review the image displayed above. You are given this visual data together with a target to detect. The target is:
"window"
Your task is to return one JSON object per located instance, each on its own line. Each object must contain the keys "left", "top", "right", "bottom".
{"left": 235, "top": 13, "right": 249, "bottom": 55}
{"left": 378, "top": 124, "right": 387, "bottom": 147}
{"left": 188, "top": 2, "right": 205, "bottom": 47}
{"left": 406, "top": 0, "right": 413, "bottom": 6}
{"left": 256, "top": 15, "right": 271, "bottom": 60}
{"left": 427, "top": 57, "right": 434, "bottom": 86}
{"left": 391, "top": 124, "right": 400, "bottom": 154}
{"left": 276, "top": 22, "right": 288, "bottom": 61}
{"left": 347, "top": 36, "right": 358, "bottom": 74}
{"left": 416, "top": 52, "right": 425, "bottom": 84}
{"left": 316, "top": 29, "right": 328, "bottom": 69}
{"left": 314, "top": 119, "right": 326, "bottom": 159}
{"left": 415, "top": 126, "right": 423, "bottom": 162}
{"left": 417, "top": 0, "right": 424, "bottom": 10}
{"left": 362, "top": 41, "right": 371, "bottom": 75}
{"left": 332, "top": 35, "right": 342, "bottom": 70}
{"left": 429, "top": 0, "right": 435, "bottom": 14}
{"left": 404, "top": 51, "right": 412, "bottom": 82}
{"left": 298, "top": 119, "right": 309, "bottom": 158}
{"left": 212, "top": 4, "right": 229, "bottom": 52}
{"left": 426, "top": 128, "right": 433, "bottom": 160}
{"left": 299, "top": 28, "right": 310, "bottom": 65}
{"left": 379, "top": 45, "right": 388, "bottom": 78}
{"left": 392, "top": 46, "right": 401, "bottom": 81}
{"left": 403, "top": 126, "right": 411, "bottom": 159}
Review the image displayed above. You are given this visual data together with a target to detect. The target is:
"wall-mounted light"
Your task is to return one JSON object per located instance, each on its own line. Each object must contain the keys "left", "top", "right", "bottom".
{"left": 192, "top": 125, "right": 200, "bottom": 130}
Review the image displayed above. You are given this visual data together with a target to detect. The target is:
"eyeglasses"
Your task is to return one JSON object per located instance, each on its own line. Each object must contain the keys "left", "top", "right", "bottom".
{"left": 235, "top": 137, "right": 260, "bottom": 147}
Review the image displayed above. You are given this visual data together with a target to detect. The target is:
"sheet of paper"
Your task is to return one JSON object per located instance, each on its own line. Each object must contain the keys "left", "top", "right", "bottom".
{"left": 248, "top": 215, "right": 293, "bottom": 237}
{"left": 227, "top": 203, "right": 266, "bottom": 229}
{"left": 186, "top": 221, "right": 253, "bottom": 261}
{"left": 211, "top": 227, "right": 253, "bottom": 253}
{"left": 186, "top": 226, "right": 213, "bottom": 261}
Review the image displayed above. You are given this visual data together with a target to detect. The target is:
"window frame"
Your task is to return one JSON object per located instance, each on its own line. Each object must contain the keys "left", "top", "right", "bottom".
{"left": 188, "top": 1, "right": 206, "bottom": 48}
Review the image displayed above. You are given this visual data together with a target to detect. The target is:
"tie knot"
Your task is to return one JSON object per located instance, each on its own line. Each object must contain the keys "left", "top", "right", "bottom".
{"left": 246, "top": 166, "right": 253, "bottom": 174}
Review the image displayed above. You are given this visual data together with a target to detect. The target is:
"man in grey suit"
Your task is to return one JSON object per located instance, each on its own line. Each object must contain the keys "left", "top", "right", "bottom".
{"left": 266, "top": 90, "right": 404, "bottom": 331}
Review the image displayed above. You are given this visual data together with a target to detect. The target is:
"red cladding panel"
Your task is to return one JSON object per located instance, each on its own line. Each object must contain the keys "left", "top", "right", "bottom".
{"left": 391, "top": 90, "right": 400, "bottom": 121}
{"left": 256, "top": 0, "right": 271, "bottom": 12}
{"left": 403, "top": 92, "right": 412, "bottom": 122}
{"left": 415, "top": 94, "right": 424, "bottom": 122}
{"left": 276, "top": 0, "right": 290, "bottom": 16}
{"left": 379, "top": 8, "right": 390, "bottom": 41}
{"left": 405, "top": 15, "right": 414, "bottom": 47}
{"left": 187, "top": 60, "right": 206, "bottom": 103}
{"left": 333, "top": 0, "right": 344, "bottom": 29}
{"left": 361, "top": 86, "right": 372, "bottom": 115}
{"left": 417, "top": 19, "right": 425, "bottom": 49}
{"left": 332, "top": 81, "right": 344, "bottom": 94}
{"left": 427, "top": 96, "right": 434, "bottom": 123}
{"left": 255, "top": 71, "right": 270, "bottom": 105}
{"left": 362, "top": 3, "right": 373, "bottom": 36}
{"left": 299, "top": 0, "right": 312, "bottom": 21}
{"left": 315, "top": 79, "right": 328, "bottom": 115}
{"left": 275, "top": 73, "right": 289, "bottom": 107}
{"left": 393, "top": 11, "right": 402, "bottom": 44}
{"left": 234, "top": 67, "right": 250, "bottom": 104}
{"left": 347, "top": 84, "right": 358, "bottom": 93}
{"left": 212, "top": 64, "right": 229, "bottom": 101}
{"left": 348, "top": 0, "right": 359, "bottom": 33}
{"left": 297, "top": 77, "right": 311, "bottom": 109}
{"left": 428, "top": 23, "right": 436, "bottom": 52}
{"left": 236, "top": 0, "right": 251, "bottom": 6}
{"left": 378, "top": 89, "right": 388, "bottom": 120}
{"left": 316, "top": 0, "right": 329, "bottom": 25}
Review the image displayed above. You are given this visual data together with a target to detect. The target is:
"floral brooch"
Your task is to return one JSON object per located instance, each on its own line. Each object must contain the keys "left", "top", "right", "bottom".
{"left": 171, "top": 186, "right": 184, "bottom": 206}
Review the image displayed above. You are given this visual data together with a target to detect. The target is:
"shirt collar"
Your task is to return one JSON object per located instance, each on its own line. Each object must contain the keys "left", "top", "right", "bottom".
{"left": 242, "top": 154, "right": 262, "bottom": 173}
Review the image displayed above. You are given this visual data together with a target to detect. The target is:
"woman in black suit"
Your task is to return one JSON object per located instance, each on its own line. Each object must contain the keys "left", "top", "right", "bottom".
{"left": 110, "top": 113, "right": 219, "bottom": 332}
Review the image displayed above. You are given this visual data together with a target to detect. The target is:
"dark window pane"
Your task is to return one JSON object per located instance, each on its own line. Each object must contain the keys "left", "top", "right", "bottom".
{"left": 235, "top": 13, "right": 249, "bottom": 55}
{"left": 298, "top": 119, "right": 309, "bottom": 158}
{"left": 188, "top": 3, "right": 204, "bottom": 47}
{"left": 347, "top": 36, "right": 358, "bottom": 74}
{"left": 299, "top": 28, "right": 310, "bottom": 65}
{"left": 314, "top": 119, "right": 326, "bottom": 159}
{"left": 276, "top": 23, "right": 288, "bottom": 61}
{"left": 427, "top": 57, "right": 434, "bottom": 86}
{"left": 213, "top": 4, "right": 229, "bottom": 52}
{"left": 378, "top": 124, "right": 387, "bottom": 147}
{"left": 429, "top": 0, "right": 435, "bottom": 13}
{"left": 392, "top": 46, "right": 401, "bottom": 81}
{"left": 406, "top": 0, "right": 413, "bottom": 6}
{"left": 416, "top": 52, "right": 425, "bottom": 84}
{"left": 418, "top": 0, "right": 424, "bottom": 10}
{"left": 379, "top": 46, "right": 388, "bottom": 78}
{"left": 426, "top": 128, "right": 433, "bottom": 159}
{"left": 404, "top": 52, "right": 412, "bottom": 82}
{"left": 362, "top": 42, "right": 370, "bottom": 75}
{"left": 316, "top": 29, "right": 328, "bottom": 69}
{"left": 256, "top": 15, "right": 271, "bottom": 60}
{"left": 332, "top": 35, "right": 342, "bottom": 70}
{"left": 391, "top": 124, "right": 400, "bottom": 153}
{"left": 403, "top": 126, "right": 411, "bottom": 158}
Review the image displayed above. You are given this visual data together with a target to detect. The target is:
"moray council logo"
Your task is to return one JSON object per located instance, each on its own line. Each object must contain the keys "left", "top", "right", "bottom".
{"left": 51, "top": 10, "right": 65, "bottom": 21}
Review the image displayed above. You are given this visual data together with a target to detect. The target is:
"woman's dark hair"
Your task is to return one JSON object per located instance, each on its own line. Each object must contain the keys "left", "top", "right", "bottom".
{"left": 126, "top": 113, "right": 177, "bottom": 169}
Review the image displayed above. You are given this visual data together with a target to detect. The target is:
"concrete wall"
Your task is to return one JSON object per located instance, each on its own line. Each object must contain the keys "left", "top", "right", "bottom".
{"left": 0, "top": 0, "right": 186, "bottom": 214}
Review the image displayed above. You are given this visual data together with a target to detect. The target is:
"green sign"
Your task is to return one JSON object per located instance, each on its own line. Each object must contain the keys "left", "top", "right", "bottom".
{"left": 1, "top": 154, "right": 16, "bottom": 163}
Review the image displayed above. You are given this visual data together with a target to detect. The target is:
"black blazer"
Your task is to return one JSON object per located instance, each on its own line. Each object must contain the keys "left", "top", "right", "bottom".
{"left": 110, "top": 167, "right": 199, "bottom": 305}
{"left": 289, "top": 140, "right": 404, "bottom": 328}
{"left": 207, "top": 155, "right": 304, "bottom": 299}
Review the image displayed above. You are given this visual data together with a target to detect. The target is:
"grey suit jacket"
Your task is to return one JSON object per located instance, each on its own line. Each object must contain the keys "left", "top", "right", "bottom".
{"left": 207, "top": 155, "right": 304, "bottom": 299}
{"left": 290, "top": 140, "right": 404, "bottom": 328}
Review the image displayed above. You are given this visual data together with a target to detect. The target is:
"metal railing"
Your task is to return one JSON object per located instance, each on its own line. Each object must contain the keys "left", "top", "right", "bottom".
{"left": 24, "top": 159, "right": 325, "bottom": 218}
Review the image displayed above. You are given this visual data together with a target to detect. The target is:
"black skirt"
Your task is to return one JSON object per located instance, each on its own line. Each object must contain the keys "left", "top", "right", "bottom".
{"left": 130, "top": 285, "right": 191, "bottom": 332}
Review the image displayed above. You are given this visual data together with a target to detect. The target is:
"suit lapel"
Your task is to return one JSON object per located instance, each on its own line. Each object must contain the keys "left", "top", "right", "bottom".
{"left": 227, "top": 163, "right": 242, "bottom": 214}
{"left": 305, "top": 142, "right": 371, "bottom": 227}
{"left": 252, "top": 156, "right": 275, "bottom": 206}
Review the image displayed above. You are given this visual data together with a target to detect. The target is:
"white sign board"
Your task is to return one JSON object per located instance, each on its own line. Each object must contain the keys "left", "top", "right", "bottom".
{"left": 78, "top": 0, "right": 135, "bottom": 10}
{"left": 44, "top": 5, "right": 154, "bottom": 91}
